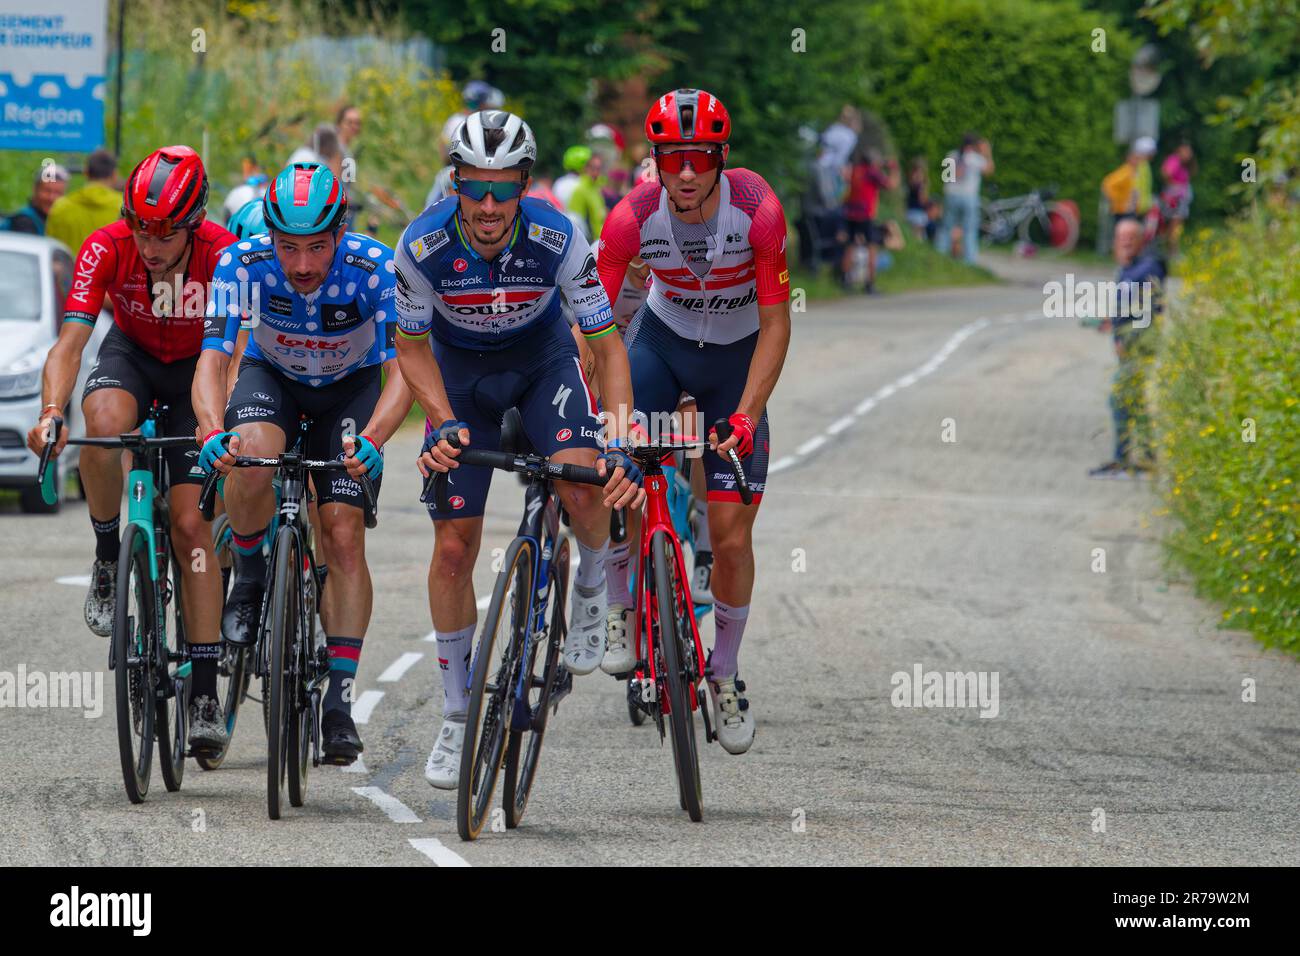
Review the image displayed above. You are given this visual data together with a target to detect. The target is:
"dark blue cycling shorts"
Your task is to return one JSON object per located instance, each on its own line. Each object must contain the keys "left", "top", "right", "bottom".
{"left": 425, "top": 320, "right": 602, "bottom": 520}
{"left": 624, "top": 305, "right": 769, "bottom": 503}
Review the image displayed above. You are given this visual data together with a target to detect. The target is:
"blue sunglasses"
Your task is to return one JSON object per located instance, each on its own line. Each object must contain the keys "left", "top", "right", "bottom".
{"left": 455, "top": 177, "right": 527, "bottom": 202}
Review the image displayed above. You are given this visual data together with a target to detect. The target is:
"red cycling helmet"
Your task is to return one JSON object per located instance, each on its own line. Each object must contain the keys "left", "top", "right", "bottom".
{"left": 645, "top": 89, "right": 731, "bottom": 145}
{"left": 122, "top": 145, "right": 209, "bottom": 235}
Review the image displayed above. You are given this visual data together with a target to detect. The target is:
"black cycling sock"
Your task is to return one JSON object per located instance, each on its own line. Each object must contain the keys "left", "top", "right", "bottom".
{"left": 189, "top": 642, "right": 221, "bottom": 701}
{"left": 230, "top": 531, "right": 266, "bottom": 587}
{"left": 324, "top": 636, "right": 363, "bottom": 715}
{"left": 91, "top": 515, "right": 120, "bottom": 562}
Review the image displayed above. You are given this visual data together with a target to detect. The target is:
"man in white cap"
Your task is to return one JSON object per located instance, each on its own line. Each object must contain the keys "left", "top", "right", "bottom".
{"left": 1102, "top": 136, "right": 1158, "bottom": 220}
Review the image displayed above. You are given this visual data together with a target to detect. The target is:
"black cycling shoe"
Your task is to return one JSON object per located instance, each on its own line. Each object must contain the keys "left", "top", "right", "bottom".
{"left": 222, "top": 579, "right": 264, "bottom": 646}
{"left": 321, "top": 708, "right": 364, "bottom": 765}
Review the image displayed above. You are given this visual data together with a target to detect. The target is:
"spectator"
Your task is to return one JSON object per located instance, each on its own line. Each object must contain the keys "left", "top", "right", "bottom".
{"left": 1159, "top": 140, "right": 1195, "bottom": 253}
{"left": 904, "top": 156, "right": 931, "bottom": 240}
{"left": 336, "top": 104, "right": 363, "bottom": 159}
{"left": 1088, "top": 217, "right": 1165, "bottom": 479}
{"left": 840, "top": 147, "right": 898, "bottom": 293}
{"left": 821, "top": 105, "right": 861, "bottom": 170}
{"left": 566, "top": 151, "right": 606, "bottom": 242}
{"left": 2, "top": 162, "right": 70, "bottom": 235}
{"left": 553, "top": 145, "right": 590, "bottom": 210}
{"left": 288, "top": 124, "right": 344, "bottom": 182}
{"left": 221, "top": 154, "right": 268, "bottom": 222}
{"left": 440, "top": 81, "right": 504, "bottom": 158}
{"left": 935, "top": 133, "right": 993, "bottom": 264}
{"left": 46, "top": 148, "right": 120, "bottom": 254}
{"left": 1102, "top": 137, "right": 1157, "bottom": 220}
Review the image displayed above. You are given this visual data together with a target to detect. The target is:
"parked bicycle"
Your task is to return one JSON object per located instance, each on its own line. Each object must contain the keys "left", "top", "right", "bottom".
{"left": 980, "top": 185, "right": 1079, "bottom": 252}
{"left": 38, "top": 404, "right": 195, "bottom": 804}
{"left": 198, "top": 416, "right": 376, "bottom": 819}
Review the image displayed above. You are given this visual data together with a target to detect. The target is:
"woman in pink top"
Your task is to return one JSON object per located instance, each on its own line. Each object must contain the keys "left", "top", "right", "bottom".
{"left": 1160, "top": 141, "right": 1195, "bottom": 252}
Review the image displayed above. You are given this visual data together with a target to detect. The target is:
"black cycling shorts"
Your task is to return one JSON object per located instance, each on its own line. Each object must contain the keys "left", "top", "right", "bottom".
{"left": 82, "top": 325, "right": 204, "bottom": 486}
{"left": 225, "top": 359, "right": 383, "bottom": 509}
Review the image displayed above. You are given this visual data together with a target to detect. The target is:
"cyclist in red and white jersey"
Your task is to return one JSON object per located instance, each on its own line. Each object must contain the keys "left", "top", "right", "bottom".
{"left": 27, "top": 145, "right": 237, "bottom": 755}
{"left": 597, "top": 88, "right": 791, "bottom": 754}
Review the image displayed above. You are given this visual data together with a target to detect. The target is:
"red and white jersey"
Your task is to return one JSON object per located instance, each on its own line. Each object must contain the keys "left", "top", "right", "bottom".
{"left": 598, "top": 168, "right": 790, "bottom": 345}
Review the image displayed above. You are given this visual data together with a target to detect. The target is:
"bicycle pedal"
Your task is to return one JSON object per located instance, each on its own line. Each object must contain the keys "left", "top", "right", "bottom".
{"left": 321, "top": 754, "right": 356, "bottom": 767}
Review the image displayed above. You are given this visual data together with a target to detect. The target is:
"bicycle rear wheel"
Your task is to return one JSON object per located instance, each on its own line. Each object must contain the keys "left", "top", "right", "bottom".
{"left": 156, "top": 554, "right": 188, "bottom": 792}
{"left": 503, "top": 534, "right": 569, "bottom": 828}
{"left": 265, "top": 526, "right": 299, "bottom": 820}
{"left": 458, "top": 536, "right": 533, "bottom": 841}
{"left": 114, "top": 524, "right": 156, "bottom": 804}
{"left": 651, "top": 530, "right": 702, "bottom": 822}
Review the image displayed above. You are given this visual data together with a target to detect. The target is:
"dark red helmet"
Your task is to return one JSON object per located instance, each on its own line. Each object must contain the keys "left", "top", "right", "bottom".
{"left": 645, "top": 89, "right": 730, "bottom": 145}
{"left": 122, "top": 145, "right": 209, "bottom": 235}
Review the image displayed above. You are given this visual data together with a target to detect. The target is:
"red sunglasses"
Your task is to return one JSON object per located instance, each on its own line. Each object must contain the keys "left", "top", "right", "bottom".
{"left": 654, "top": 147, "right": 723, "bottom": 175}
{"left": 122, "top": 207, "right": 193, "bottom": 238}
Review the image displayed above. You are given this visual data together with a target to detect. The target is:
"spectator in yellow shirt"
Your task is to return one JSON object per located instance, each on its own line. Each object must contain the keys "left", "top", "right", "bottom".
{"left": 46, "top": 149, "right": 121, "bottom": 254}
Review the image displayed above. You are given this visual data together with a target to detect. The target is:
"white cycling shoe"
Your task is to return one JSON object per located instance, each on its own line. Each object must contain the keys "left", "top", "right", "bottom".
{"left": 564, "top": 583, "right": 607, "bottom": 676}
{"left": 600, "top": 604, "right": 635, "bottom": 675}
{"left": 425, "top": 716, "right": 466, "bottom": 790}
{"left": 708, "top": 674, "right": 755, "bottom": 755}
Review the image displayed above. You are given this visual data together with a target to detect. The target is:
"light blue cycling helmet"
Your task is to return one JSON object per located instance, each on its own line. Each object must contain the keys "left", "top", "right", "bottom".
{"left": 263, "top": 162, "right": 347, "bottom": 235}
{"left": 226, "top": 198, "right": 267, "bottom": 240}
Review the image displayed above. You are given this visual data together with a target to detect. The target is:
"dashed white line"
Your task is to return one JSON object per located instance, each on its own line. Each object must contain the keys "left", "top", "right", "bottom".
{"left": 56, "top": 575, "right": 91, "bottom": 587}
{"left": 378, "top": 652, "right": 423, "bottom": 683}
{"left": 769, "top": 315, "right": 999, "bottom": 475}
{"left": 409, "top": 837, "right": 472, "bottom": 867}
{"left": 351, "top": 786, "right": 420, "bottom": 823}
{"left": 351, "top": 690, "right": 384, "bottom": 724}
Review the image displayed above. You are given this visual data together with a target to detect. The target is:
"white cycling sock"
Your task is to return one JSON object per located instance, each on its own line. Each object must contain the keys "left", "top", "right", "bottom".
{"left": 692, "top": 501, "right": 711, "bottom": 553}
{"left": 710, "top": 600, "right": 749, "bottom": 679}
{"left": 605, "top": 540, "right": 631, "bottom": 606}
{"left": 435, "top": 623, "right": 475, "bottom": 719}
{"left": 575, "top": 538, "right": 607, "bottom": 591}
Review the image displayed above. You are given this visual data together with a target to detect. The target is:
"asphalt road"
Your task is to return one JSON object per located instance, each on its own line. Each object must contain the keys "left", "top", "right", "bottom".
{"left": 2, "top": 252, "right": 1297, "bottom": 866}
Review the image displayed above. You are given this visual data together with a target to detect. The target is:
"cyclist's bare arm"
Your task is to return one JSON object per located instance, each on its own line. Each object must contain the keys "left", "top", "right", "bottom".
{"left": 586, "top": 329, "right": 633, "bottom": 445}
{"left": 27, "top": 319, "right": 93, "bottom": 455}
{"left": 358, "top": 357, "right": 414, "bottom": 448}
{"left": 192, "top": 349, "right": 231, "bottom": 439}
{"left": 571, "top": 324, "right": 600, "bottom": 404}
{"left": 395, "top": 333, "right": 464, "bottom": 474}
{"left": 225, "top": 328, "right": 248, "bottom": 400}
{"left": 733, "top": 301, "right": 790, "bottom": 429}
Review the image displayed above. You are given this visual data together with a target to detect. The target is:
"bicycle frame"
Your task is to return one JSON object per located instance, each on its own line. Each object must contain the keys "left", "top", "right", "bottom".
{"left": 634, "top": 461, "right": 706, "bottom": 715}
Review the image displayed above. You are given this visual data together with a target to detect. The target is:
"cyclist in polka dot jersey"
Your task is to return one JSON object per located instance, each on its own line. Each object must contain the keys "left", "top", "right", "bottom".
{"left": 192, "top": 162, "right": 413, "bottom": 765}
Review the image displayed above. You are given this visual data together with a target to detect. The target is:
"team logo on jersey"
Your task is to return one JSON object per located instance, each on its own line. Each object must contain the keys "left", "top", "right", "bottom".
{"left": 323, "top": 301, "right": 363, "bottom": 332}
{"left": 343, "top": 253, "right": 377, "bottom": 274}
{"left": 408, "top": 229, "right": 449, "bottom": 262}
{"left": 453, "top": 258, "right": 468, "bottom": 272}
{"left": 266, "top": 294, "right": 293, "bottom": 317}
{"left": 449, "top": 495, "right": 466, "bottom": 510}
{"left": 527, "top": 222, "right": 567, "bottom": 255}
{"left": 252, "top": 392, "right": 274, "bottom": 403}
{"left": 555, "top": 428, "right": 573, "bottom": 442}
{"left": 238, "top": 248, "right": 275, "bottom": 266}
{"left": 572, "top": 252, "right": 600, "bottom": 289}
{"left": 778, "top": 269, "right": 789, "bottom": 284}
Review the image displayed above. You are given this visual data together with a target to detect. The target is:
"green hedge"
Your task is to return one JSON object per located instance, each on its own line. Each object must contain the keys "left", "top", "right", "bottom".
{"left": 860, "top": 0, "right": 1137, "bottom": 243}
{"left": 1154, "top": 208, "right": 1300, "bottom": 653}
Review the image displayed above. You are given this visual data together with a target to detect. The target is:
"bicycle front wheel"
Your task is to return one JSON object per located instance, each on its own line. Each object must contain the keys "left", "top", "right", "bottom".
{"left": 503, "top": 534, "right": 569, "bottom": 828}
{"left": 156, "top": 554, "right": 188, "bottom": 792}
{"left": 265, "top": 525, "right": 300, "bottom": 820}
{"left": 651, "top": 530, "right": 702, "bottom": 822}
{"left": 458, "top": 536, "right": 533, "bottom": 841}
{"left": 114, "top": 523, "right": 156, "bottom": 804}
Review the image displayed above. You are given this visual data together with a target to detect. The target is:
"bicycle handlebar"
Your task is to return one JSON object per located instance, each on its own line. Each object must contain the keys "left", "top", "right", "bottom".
{"left": 420, "top": 434, "right": 605, "bottom": 514}
{"left": 711, "top": 418, "right": 754, "bottom": 506}
{"left": 198, "top": 456, "right": 378, "bottom": 528}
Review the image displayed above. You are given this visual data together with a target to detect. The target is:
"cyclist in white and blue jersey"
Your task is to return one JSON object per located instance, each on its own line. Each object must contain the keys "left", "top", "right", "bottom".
{"left": 393, "top": 110, "right": 645, "bottom": 790}
{"left": 192, "top": 162, "right": 413, "bottom": 765}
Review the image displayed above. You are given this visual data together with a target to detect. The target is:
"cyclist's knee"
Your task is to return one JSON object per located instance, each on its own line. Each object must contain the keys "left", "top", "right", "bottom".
{"left": 708, "top": 509, "right": 754, "bottom": 560}
{"left": 170, "top": 508, "right": 210, "bottom": 562}
{"left": 321, "top": 508, "right": 365, "bottom": 573}
{"left": 557, "top": 480, "right": 602, "bottom": 520}
{"left": 82, "top": 393, "right": 134, "bottom": 438}
{"left": 432, "top": 520, "right": 480, "bottom": 579}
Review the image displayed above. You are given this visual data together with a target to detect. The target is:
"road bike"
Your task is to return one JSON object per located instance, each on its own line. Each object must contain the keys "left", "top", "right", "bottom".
{"left": 198, "top": 417, "right": 376, "bottom": 819}
{"left": 423, "top": 423, "right": 606, "bottom": 841}
{"left": 38, "top": 403, "right": 195, "bottom": 803}
{"left": 980, "top": 185, "right": 1079, "bottom": 252}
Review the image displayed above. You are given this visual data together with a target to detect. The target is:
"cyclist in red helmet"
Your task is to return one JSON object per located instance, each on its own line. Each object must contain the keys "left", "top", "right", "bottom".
{"left": 598, "top": 88, "right": 792, "bottom": 755}
{"left": 28, "top": 145, "right": 239, "bottom": 756}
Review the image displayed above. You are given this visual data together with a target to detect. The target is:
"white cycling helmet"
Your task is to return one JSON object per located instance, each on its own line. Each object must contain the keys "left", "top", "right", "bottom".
{"left": 449, "top": 110, "right": 536, "bottom": 172}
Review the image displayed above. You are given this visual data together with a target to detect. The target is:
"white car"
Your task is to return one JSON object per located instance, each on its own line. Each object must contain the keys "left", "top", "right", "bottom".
{"left": 0, "top": 232, "right": 110, "bottom": 513}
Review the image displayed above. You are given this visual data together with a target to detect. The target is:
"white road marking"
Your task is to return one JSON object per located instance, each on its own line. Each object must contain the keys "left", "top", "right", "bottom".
{"left": 56, "top": 575, "right": 91, "bottom": 587}
{"left": 342, "top": 756, "right": 368, "bottom": 774}
{"left": 378, "top": 652, "right": 423, "bottom": 682}
{"left": 351, "top": 786, "right": 420, "bottom": 822}
{"left": 409, "top": 837, "right": 472, "bottom": 867}
{"left": 769, "top": 315, "right": 999, "bottom": 475}
{"left": 351, "top": 690, "right": 384, "bottom": 724}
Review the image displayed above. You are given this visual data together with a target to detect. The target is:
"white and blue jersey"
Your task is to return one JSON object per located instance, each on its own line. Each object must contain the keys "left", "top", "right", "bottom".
{"left": 392, "top": 196, "right": 616, "bottom": 350}
{"left": 203, "top": 232, "right": 397, "bottom": 385}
